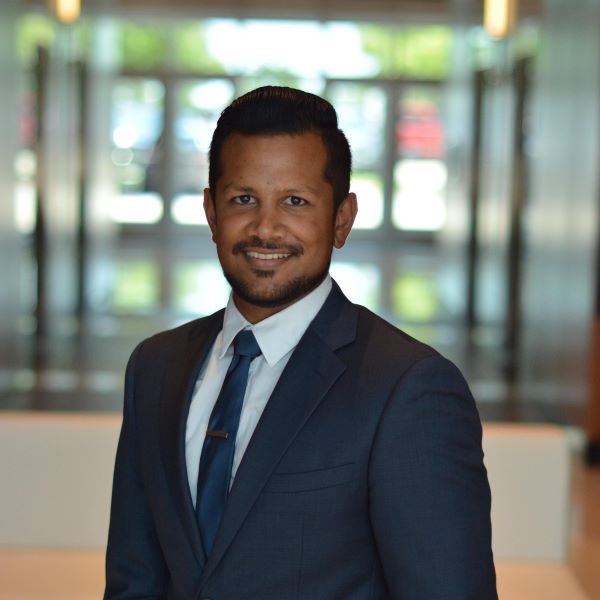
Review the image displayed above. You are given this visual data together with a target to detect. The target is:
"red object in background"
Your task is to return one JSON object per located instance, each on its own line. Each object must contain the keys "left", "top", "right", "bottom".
{"left": 397, "top": 99, "right": 444, "bottom": 159}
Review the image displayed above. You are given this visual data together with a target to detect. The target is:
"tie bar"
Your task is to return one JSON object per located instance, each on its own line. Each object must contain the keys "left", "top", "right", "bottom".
{"left": 206, "top": 430, "right": 229, "bottom": 439}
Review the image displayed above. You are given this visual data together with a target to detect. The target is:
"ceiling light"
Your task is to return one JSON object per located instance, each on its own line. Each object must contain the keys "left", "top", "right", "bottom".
{"left": 484, "top": 0, "right": 517, "bottom": 39}
{"left": 49, "top": 0, "right": 80, "bottom": 25}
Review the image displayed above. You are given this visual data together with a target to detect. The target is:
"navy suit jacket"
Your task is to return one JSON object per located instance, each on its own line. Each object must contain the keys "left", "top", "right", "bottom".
{"left": 105, "top": 282, "right": 497, "bottom": 599}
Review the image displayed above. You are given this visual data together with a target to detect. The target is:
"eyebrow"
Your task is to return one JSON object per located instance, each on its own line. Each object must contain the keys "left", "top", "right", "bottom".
{"left": 221, "top": 184, "right": 319, "bottom": 195}
{"left": 222, "top": 184, "right": 256, "bottom": 194}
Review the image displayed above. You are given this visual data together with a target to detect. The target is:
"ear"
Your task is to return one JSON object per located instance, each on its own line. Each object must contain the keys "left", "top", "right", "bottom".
{"left": 333, "top": 192, "right": 357, "bottom": 249}
{"left": 203, "top": 188, "right": 217, "bottom": 241}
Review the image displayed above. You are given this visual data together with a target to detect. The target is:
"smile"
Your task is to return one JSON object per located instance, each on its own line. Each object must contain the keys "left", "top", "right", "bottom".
{"left": 245, "top": 251, "right": 291, "bottom": 260}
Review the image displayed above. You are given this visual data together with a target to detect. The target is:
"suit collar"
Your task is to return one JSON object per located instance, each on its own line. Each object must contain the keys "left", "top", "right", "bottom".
{"left": 199, "top": 281, "right": 358, "bottom": 585}
{"left": 219, "top": 275, "right": 333, "bottom": 367}
{"left": 309, "top": 279, "right": 357, "bottom": 351}
{"left": 158, "top": 309, "right": 224, "bottom": 568}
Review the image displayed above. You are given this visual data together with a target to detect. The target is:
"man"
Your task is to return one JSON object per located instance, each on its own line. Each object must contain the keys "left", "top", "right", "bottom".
{"left": 105, "top": 86, "right": 497, "bottom": 599}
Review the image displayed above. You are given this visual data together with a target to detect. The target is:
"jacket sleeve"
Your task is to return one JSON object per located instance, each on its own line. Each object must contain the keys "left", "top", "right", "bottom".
{"left": 368, "top": 355, "right": 498, "bottom": 600}
{"left": 104, "top": 341, "right": 169, "bottom": 599}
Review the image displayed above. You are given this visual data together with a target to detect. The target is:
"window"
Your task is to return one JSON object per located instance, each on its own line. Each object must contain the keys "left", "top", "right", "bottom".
{"left": 110, "top": 78, "right": 165, "bottom": 224}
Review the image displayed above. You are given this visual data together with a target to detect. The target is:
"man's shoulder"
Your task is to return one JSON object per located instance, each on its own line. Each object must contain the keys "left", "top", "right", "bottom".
{"left": 354, "top": 303, "right": 439, "bottom": 361}
{"left": 349, "top": 304, "right": 471, "bottom": 401}
{"left": 318, "top": 283, "right": 439, "bottom": 365}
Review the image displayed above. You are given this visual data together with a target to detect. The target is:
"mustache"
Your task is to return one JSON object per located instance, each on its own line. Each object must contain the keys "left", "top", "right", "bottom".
{"left": 232, "top": 237, "right": 304, "bottom": 256}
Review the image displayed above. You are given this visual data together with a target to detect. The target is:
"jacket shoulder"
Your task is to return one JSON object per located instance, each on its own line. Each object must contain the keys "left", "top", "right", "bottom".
{"left": 355, "top": 304, "right": 440, "bottom": 362}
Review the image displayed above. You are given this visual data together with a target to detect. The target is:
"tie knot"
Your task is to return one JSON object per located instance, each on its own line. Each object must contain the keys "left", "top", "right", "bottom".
{"left": 233, "top": 330, "right": 261, "bottom": 359}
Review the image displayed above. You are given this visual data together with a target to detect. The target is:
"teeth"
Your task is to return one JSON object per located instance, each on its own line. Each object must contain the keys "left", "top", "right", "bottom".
{"left": 246, "top": 251, "right": 290, "bottom": 260}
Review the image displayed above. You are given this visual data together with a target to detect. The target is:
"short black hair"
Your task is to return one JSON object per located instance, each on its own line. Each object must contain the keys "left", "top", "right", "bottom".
{"left": 208, "top": 86, "right": 352, "bottom": 210}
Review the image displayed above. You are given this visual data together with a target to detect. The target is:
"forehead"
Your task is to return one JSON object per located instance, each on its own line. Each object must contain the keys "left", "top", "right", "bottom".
{"left": 216, "top": 132, "right": 330, "bottom": 187}
{"left": 220, "top": 132, "right": 326, "bottom": 166}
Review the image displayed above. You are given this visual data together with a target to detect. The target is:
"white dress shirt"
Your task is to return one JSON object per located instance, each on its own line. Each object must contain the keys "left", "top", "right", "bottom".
{"left": 185, "top": 276, "right": 332, "bottom": 507}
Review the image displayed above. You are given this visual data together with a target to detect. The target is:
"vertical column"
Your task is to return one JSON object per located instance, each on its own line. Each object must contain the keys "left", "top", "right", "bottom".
{"left": 83, "top": 14, "right": 120, "bottom": 316}
{"left": 587, "top": 318, "right": 600, "bottom": 462}
{"left": 443, "top": 0, "right": 477, "bottom": 330}
{"left": 586, "top": 207, "right": 600, "bottom": 462}
{"left": 0, "top": 1, "right": 24, "bottom": 362}
{"left": 521, "top": 0, "right": 600, "bottom": 422}
{"left": 41, "top": 26, "right": 81, "bottom": 326}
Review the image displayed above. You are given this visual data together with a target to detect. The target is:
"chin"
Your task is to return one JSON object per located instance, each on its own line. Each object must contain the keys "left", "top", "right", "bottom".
{"left": 224, "top": 270, "right": 329, "bottom": 309}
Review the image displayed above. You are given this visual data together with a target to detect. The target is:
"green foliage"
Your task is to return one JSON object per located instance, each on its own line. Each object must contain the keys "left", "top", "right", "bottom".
{"left": 112, "top": 261, "right": 160, "bottom": 312}
{"left": 357, "top": 25, "right": 395, "bottom": 76}
{"left": 17, "top": 15, "right": 56, "bottom": 65}
{"left": 513, "top": 25, "right": 541, "bottom": 59}
{"left": 121, "top": 22, "right": 167, "bottom": 70}
{"left": 173, "top": 23, "right": 226, "bottom": 73}
{"left": 392, "top": 272, "right": 440, "bottom": 321}
{"left": 400, "top": 27, "right": 452, "bottom": 78}
{"left": 359, "top": 24, "right": 452, "bottom": 79}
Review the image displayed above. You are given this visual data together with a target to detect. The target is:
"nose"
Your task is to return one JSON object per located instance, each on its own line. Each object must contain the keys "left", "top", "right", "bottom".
{"left": 249, "top": 203, "right": 283, "bottom": 240}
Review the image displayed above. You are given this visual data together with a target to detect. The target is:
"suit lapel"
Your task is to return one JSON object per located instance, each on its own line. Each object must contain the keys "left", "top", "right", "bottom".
{"left": 158, "top": 310, "right": 224, "bottom": 568}
{"left": 200, "top": 282, "right": 358, "bottom": 584}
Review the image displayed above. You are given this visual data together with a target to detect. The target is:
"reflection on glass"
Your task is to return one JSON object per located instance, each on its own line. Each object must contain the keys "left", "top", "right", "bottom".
{"left": 175, "top": 79, "right": 234, "bottom": 154}
{"left": 204, "top": 20, "right": 377, "bottom": 78}
{"left": 393, "top": 86, "right": 446, "bottom": 231}
{"left": 112, "top": 261, "right": 160, "bottom": 312}
{"left": 112, "top": 79, "right": 164, "bottom": 150}
{"left": 174, "top": 261, "right": 230, "bottom": 315}
{"left": 392, "top": 271, "right": 440, "bottom": 322}
{"left": 330, "top": 262, "right": 380, "bottom": 312}
{"left": 172, "top": 79, "right": 235, "bottom": 223}
{"left": 14, "top": 149, "right": 36, "bottom": 234}
{"left": 392, "top": 160, "right": 446, "bottom": 231}
{"left": 329, "top": 84, "right": 386, "bottom": 170}
{"left": 352, "top": 174, "right": 384, "bottom": 229}
{"left": 321, "top": 23, "right": 379, "bottom": 77}
{"left": 110, "top": 193, "right": 164, "bottom": 224}
{"left": 328, "top": 83, "right": 386, "bottom": 229}
{"left": 110, "top": 78, "right": 164, "bottom": 224}
{"left": 171, "top": 195, "right": 207, "bottom": 226}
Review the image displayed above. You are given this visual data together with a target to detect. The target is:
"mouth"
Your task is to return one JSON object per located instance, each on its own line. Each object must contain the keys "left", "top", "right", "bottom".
{"left": 243, "top": 250, "right": 293, "bottom": 268}
{"left": 233, "top": 238, "right": 303, "bottom": 270}
{"left": 246, "top": 251, "right": 291, "bottom": 260}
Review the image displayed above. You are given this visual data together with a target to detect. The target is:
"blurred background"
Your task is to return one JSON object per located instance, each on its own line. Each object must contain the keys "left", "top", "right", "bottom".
{"left": 0, "top": 0, "right": 599, "bottom": 444}
{"left": 1, "top": 1, "right": 600, "bottom": 598}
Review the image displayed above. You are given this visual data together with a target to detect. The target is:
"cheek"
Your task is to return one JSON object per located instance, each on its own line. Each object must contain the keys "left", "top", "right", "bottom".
{"left": 305, "top": 222, "right": 334, "bottom": 247}
{"left": 214, "top": 215, "right": 244, "bottom": 240}
{"left": 294, "top": 214, "right": 333, "bottom": 237}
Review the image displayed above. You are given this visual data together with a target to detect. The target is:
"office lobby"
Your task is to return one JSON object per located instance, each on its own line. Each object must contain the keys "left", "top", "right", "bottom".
{"left": 1, "top": 0, "right": 599, "bottom": 598}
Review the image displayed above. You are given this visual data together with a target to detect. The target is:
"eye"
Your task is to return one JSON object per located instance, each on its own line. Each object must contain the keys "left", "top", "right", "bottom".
{"left": 283, "top": 196, "right": 306, "bottom": 206}
{"left": 232, "top": 194, "right": 255, "bottom": 205}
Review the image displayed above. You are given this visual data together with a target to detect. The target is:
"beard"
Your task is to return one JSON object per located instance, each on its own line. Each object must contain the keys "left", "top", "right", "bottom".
{"left": 223, "top": 265, "right": 330, "bottom": 309}
{"left": 221, "top": 236, "right": 331, "bottom": 309}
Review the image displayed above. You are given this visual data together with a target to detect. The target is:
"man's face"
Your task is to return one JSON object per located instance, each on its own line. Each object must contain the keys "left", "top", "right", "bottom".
{"left": 204, "top": 131, "right": 356, "bottom": 323}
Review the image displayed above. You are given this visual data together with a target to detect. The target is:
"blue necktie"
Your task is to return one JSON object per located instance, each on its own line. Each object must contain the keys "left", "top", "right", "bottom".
{"left": 195, "top": 329, "right": 261, "bottom": 556}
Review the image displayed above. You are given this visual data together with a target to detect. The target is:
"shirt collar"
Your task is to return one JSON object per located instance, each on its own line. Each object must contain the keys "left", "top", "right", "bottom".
{"left": 219, "top": 275, "right": 333, "bottom": 367}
